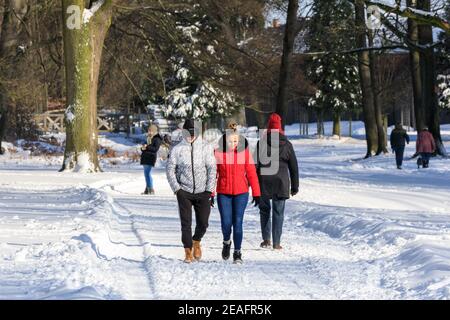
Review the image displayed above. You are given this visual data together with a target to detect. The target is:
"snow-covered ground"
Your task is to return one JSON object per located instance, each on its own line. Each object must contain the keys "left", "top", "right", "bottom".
{"left": 1, "top": 127, "right": 450, "bottom": 300}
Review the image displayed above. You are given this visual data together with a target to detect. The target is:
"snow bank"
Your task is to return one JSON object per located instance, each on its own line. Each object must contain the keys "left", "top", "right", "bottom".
{"left": 1, "top": 135, "right": 450, "bottom": 299}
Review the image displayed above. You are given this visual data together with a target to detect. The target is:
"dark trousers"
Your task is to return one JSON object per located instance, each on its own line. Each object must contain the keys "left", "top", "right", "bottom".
{"left": 259, "top": 196, "right": 286, "bottom": 246}
{"left": 217, "top": 193, "right": 249, "bottom": 251}
{"left": 420, "top": 152, "right": 432, "bottom": 168}
{"left": 176, "top": 190, "right": 211, "bottom": 248}
{"left": 393, "top": 146, "right": 405, "bottom": 167}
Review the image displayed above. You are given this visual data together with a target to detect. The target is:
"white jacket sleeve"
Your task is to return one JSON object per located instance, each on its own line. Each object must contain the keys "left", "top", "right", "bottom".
{"left": 166, "top": 148, "right": 181, "bottom": 193}
{"left": 204, "top": 144, "right": 217, "bottom": 193}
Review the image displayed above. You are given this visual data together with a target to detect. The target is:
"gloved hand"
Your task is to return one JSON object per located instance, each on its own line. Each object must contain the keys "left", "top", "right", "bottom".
{"left": 251, "top": 196, "right": 260, "bottom": 207}
{"left": 210, "top": 196, "right": 215, "bottom": 208}
{"left": 291, "top": 189, "right": 299, "bottom": 196}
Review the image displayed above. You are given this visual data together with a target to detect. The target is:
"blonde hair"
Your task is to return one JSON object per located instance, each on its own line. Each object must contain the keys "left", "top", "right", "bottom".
{"left": 147, "top": 124, "right": 159, "bottom": 144}
{"left": 228, "top": 121, "right": 238, "bottom": 132}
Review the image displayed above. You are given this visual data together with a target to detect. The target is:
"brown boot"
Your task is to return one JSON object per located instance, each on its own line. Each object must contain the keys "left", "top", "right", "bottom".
{"left": 184, "top": 248, "right": 194, "bottom": 263}
{"left": 193, "top": 240, "right": 202, "bottom": 261}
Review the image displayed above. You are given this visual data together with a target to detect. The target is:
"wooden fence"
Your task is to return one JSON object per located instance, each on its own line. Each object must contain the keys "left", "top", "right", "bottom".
{"left": 34, "top": 113, "right": 116, "bottom": 133}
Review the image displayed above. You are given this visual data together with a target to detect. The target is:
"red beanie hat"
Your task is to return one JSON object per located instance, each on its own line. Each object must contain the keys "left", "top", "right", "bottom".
{"left": 267, "top": 113, "right": 284, "bottom": 134}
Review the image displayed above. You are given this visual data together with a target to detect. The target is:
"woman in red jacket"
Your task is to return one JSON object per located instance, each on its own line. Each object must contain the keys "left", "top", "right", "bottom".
{"left": 416, "top": 127, "right": 436, "bottom": 168}
{"left": 215, "top": 123, "right": 261, "bottom": 264}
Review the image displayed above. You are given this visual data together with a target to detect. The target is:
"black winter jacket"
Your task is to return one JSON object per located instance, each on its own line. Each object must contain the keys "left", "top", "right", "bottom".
{"left": 390, "top": 128, "right": 410, "bottom": 148}
{"left": 255, "top": 133, "right": 299, "bottom": 200}
{"left": 140, "top": 134, "right": 163, "bottom": 166}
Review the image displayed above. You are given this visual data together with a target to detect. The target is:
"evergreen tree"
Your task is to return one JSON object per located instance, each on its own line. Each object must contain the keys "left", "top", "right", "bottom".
{"left": 437, "top": 4, "right": 450, "bottom": 111}
{"left": 161, "top": 3, "right": 243, "bottom": 121}
{"left": 306, "top": 0, "right": 362, "bottom": 136}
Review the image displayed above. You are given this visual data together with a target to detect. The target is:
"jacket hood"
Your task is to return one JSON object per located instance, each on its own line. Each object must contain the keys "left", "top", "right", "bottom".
{"left": 265, "top": 131, "right": 288, "bottom": 147}
{"left": 179, "top": 135, "right": 203, "bottom": 146}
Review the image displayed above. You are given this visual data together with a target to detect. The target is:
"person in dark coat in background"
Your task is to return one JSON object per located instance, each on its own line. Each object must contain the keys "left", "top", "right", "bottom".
{"left": 390, "top": 123, "right": 410, "bottom": 170}
{"left": 141, "top": 124, "right": 163, "bottom": 195}
{"left": 255, "top": 113, "right": 299, "bottom": 250}
{"left": 416, "top": 127, "right": 436, "bottom": 168}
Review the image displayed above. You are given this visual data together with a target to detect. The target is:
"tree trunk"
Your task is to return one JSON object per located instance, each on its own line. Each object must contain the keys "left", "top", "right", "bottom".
{"left": 407, "top": 0, "right": 427, "bottom": 132}
{"left": 349, "top": 113, "right": 352, "bottom": 137}
{"left": 275, "top": 0, "right": 298, "bottom": 125}
{"left": 368, "top": 33, "right": 388, "bottom": 154}
{"left": 60, "top": 0, "right": 113, "bottom": 172}
{"left": 317, "top": 110, "right": 325, "bottom": 136}
{"left": 316, "top": 111, "right": 321, "bottom": 136}
{"left": 332, "top": 114, "right": 341, "bottom": 137}
{"left": 407, "top": 0, "right": 446, "bottom": 155}
{"left": 306, "top": 110, "right": 309, "bottom": 135}
{"left": 0, "top": 0, "right": 29, "bottom": 153}
{"left": 418, "top": 0, "right": 446, "bottom": 155}
{"left": 355, "top": 0, "right": 379, "bottom": 157}
{"left": 0, "top": 111, "right": 6, "bottom": 154}
{"left": 0, "top": 0, "right": 28, "bottom": 56}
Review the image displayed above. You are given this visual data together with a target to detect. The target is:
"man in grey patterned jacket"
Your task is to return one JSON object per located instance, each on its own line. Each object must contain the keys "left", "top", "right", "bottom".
{"left": 166, "top": 119, "right": 217, "bottom": 263}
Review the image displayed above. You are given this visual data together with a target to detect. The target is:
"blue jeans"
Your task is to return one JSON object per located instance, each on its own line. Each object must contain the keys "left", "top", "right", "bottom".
{"left": 217, "top": 193, "right": 249, "bottom": 251}
{"left": 259, "top": 197, "right": 286, "bottom": 246}
{"left": 143, "top": 165, "right": 154, "bottom": 189}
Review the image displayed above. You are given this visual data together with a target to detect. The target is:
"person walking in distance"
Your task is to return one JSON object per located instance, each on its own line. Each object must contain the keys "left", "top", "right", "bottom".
{"left": 416, "top": 127, "right": 436, "bottom": 169}
{"left": 166, "top": 119, "right": 217, "bottom": 263}
{"left": 255, "top": 113, "right": 299, "bottom": 250}
{"left": 140, "top": 124, "right": 163, "bottom": 195}
{"left": 390, "top": 123, "right": 410, "bottom": 170}
{"left": 215, "top": 122, "right": 261, "bottom": 264}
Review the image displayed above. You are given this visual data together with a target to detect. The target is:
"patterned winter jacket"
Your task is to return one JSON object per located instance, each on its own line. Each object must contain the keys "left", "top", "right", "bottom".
{"left": 166, "top": 137, "right": 217, "bottom": 194}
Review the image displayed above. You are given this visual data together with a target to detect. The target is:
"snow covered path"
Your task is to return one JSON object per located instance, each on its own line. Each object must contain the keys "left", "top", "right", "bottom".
{"left": 1, "top": 137, "right": 450, "bottom": 299}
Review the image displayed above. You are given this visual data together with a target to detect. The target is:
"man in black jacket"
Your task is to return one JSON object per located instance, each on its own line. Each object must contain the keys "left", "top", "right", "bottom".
{"left": 390, "top": 123, "right": 410, "bottom": 170}
{"left": 255, "top": 113, "right": 299, "bottom": 250}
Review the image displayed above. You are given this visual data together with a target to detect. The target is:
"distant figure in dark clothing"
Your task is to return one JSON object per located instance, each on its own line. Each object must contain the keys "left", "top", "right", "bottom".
{"left": 390, "top": 123, "right": 410, "bottom": 170}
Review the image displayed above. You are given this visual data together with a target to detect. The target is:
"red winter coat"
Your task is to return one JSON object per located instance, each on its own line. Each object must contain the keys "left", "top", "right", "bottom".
{"left": 416, "top": 130, "right": 436, "bottom": 153}
{"left": 215, "top": 136, "right": 261, "bottom": 197}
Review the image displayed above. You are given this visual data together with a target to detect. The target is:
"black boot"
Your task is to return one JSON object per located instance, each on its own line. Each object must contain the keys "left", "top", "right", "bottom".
{"left": 143, "top": 187, "right": 149, "bottom": 195}
{"left": 233, "top": 250, "right": 243, "bottom": 264}
{"left": 260, "top": 240, "right": 271, "bottom": 248}
{"left": 222, "top": 241, "right": 231, "bottom": 260}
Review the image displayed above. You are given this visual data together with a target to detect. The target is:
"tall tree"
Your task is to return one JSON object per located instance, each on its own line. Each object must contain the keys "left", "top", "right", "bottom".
{"left": 355, "top": 0, "right": 379, "bottom": 157}
{"left": 0, "top": 0, "right": 29, "bottom": 155}
{"left": 60, "top": 0, "right": 113, "bottom": 172}
{"left": 306, "top": 0, "right": 361, "bottom": 138}
{"left": 368, "top": 32, "right": 388, "bottom": 154}
{"left": 275, "top": 0, "right": 298, "bottom": 125}
{"left": 407, "top": 0, "right": 446, "bottom": 155}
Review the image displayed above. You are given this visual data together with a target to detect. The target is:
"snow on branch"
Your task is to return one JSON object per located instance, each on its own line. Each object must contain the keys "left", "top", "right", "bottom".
{"left": 82, "top": 0, "right": 105, "bottom": 24}
{"left": 359, "top": 0, "right": 450, "bottom": 33}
